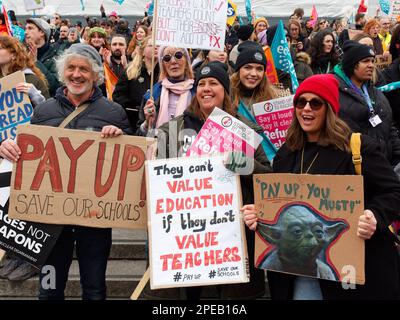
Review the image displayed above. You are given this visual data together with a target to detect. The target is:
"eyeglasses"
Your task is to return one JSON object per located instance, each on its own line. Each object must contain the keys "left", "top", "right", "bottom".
{"left": 319, "top": 21, "right": 326, "bottom": 25}
{"left": 295, "top": 97, "right": 325, "bottom": 110}
{"left": 162, "top": 51, "right": 184, "bottom": 63}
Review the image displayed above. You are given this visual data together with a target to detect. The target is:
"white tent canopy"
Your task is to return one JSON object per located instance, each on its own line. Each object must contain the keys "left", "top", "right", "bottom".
{"left": 1, "top": 0, "right": 382, "bottom": 18}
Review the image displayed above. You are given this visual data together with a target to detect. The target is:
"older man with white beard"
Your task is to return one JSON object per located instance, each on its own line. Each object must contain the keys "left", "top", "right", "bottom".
{"left": 0, "top": 43, "right": 132, "bottom": 300}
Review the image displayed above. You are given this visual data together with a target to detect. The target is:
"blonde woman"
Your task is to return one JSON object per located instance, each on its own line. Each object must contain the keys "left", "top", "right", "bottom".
{"left": 113, "top": 36, "right": 159, "bottom": 131}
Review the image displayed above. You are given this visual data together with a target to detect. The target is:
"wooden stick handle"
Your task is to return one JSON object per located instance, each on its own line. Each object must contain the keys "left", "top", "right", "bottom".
{"left": 130, "top": 267, "right": 150, "bottom": 300}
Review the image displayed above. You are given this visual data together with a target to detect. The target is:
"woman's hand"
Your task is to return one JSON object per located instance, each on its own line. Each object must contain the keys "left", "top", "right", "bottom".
{"left": 0, "top": 139, "right": 21, "bottom": 162}
{"left": 101, "top": 125, "right": 123, "bottom": 138}
{"left": 143, "top": 98, "right": 155, "bottom": 129}
{"left": 357, "top": 209, "right": 377, "bottom": 240}
{"left": 15, "top": 82, "right": 34, "bottom": 94}
{"left": 241, "top": 204, "right": 258, "bottom": 230}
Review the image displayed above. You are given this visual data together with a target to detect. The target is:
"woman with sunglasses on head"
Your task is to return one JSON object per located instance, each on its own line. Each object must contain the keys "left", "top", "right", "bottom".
{"left": 137, "top": 46, "right": 195, "bottom": 136}
{"left": 243, "top": 74, "right": 400, "bottom": 299}
{"left": 144, "top": 61, "right": 272, "bottom": 300}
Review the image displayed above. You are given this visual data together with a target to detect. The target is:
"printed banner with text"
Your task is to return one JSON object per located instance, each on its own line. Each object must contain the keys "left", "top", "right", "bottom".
{"left": 253, "top": 173, "right": 365, "bottom": 284}
{"left": 9, "top": 125, "right": 157, "bottom": 229}
{"left": 186, "top": 107, "right": 262, "bottom": 157}
{"left": 252, "top": 95, "right": 294, "bottom": 150}
{"left": 0, "top": 71, "right": 32, "bottom": 141}
{"left": 156, "top": 0, "right": 228, "bottom": 50}
{"left": 147, "top": 156, "right": 249, "bottom": 289}
{"left": 0, "top": 160, "right": 62, "bottom": 268}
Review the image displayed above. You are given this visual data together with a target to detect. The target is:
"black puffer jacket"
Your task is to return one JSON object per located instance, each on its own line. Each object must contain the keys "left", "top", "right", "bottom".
{"left": 335, "top": 75, "right": 400, "bottom": 166}
{"left": 381, "top": 58, "right": 400, "bottom": 130}
{"left": 31, "top": 86, "right": 132, "bottom": 135}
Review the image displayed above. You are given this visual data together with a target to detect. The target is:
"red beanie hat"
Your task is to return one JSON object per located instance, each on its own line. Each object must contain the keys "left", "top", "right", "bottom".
{"left": 293, "top": 74, "right": 340, "bottom": 115}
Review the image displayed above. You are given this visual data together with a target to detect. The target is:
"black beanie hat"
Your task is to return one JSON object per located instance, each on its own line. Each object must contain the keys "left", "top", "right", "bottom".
{"left": 195, "top": 61, "right": 230, "bottom": 93}
{"left": 342, "top": 40, "right": 375, "bottom": 77}
{"left": 235, "top": 41, "right": 267, "bottom": 72}
{"left": 236, "top": 24, "right": 254, "bottom": 41}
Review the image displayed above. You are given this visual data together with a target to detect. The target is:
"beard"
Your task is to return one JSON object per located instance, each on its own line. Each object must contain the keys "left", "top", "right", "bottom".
{"left": 65, "top": 78, "right": 93, "bottom": 96}
{"left": 112, "top": 50, "right": 122, "bottom": 59}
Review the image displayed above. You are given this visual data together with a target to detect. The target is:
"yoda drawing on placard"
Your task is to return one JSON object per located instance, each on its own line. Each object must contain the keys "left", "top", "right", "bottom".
{"left": 257, "top": 203, "right": 348, "bottom": 281}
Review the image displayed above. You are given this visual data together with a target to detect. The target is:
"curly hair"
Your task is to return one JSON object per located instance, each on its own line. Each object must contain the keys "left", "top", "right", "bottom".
{"left": 309, "top": 29, "right": 339, "bottom": 71}
{"left": 0, "top": 35, "right": 48, "bottom": 86}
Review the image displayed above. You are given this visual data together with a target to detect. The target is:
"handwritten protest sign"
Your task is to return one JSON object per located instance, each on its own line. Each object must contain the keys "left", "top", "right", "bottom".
{"left": 0, "top": 71, "right": 33, "bottom": 141}
{"left": 253, "top": 95, "right": 294, "bottom": 149}
{"left": 9, "top": 125, "right": 157, "bottom": 229}
{"left": 0, "top": 160, "right": 61, "bottom": 268}
{"left": 186, "top": 107, "right": 262, "bottom": 157}
{"left": 392, "top": 0, "right": 400, "bottom": 16}
{"left": 147, "top": 156, "right": 249, "bottom": 289}
{"left": 156, "top": 0, "right": 227, "bottom": 50}
{"left": 375, "top": 54, "right": 392, "bottom": 70}
{"left": 253, "top": 174, "right": 365, "bottom": 284}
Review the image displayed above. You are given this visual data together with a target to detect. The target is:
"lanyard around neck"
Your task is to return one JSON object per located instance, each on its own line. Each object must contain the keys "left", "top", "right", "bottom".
{"left": 349, "top": 81, "right": 374, "bottom": 114}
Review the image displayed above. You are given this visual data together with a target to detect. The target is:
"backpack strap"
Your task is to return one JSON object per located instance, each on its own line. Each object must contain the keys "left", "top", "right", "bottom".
{"left": 59, "top": 103, "right": 90, "bottom": 128}
{"left": 350, "top": 133, "right": 362, "bottom": 175}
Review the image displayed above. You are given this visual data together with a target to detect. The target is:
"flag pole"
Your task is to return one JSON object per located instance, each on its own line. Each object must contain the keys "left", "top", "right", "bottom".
{"left": 150, "top": 0, "right": 158, "bottom": 100}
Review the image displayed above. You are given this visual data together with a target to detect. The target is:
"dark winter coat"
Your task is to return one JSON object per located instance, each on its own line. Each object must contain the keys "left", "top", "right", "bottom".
{"left": 268, "top": 135, "right": 400, "bottom": 299}
{"left": 31, "top": 86, "right": 132, "bottom": 135}
{"left": 334, "top": 73, "right": 400, "bottom": 166}
{"left": 112, "top": 64, "right": 159, "bottom": 131}
{"left": 381, "top": 58, "right": 400, "bottom": 130}
{"left": 145, "top": 110, "right": 272, "bottom": 300}
{"left": 36, "top": 43, "right": 60, "bottom": 97}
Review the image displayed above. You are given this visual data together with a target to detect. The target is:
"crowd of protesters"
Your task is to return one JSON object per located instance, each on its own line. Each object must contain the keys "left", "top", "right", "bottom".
{"left": 0, "top": 4, "right": 398, "bottom": 301}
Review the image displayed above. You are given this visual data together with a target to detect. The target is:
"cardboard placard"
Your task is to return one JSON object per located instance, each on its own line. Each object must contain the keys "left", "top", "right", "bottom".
{"left": 0, "top": 71, "right": 32, "bottom": 141}
{"left": 375, "top": 54, "right": 392, "bottom": 70}
{"left": 146, "top": 156, "right": 249, "bottom": 289}
{"left": 186, "top": 107, "right": 262, "bottom": 157}
{"left": 156, "top": 0, "right": 227, "bottom": 51}
{"left": 0, "top": 160, "right": 62, "bottom": 269}
{"left": 254, "top": 174, "right": 365, "bottom": 284}
{"left": 9, "top": 125, "right": 157, "bottom": 229}
{"left": 253, "top": 95, "right": 294, "bottom": 149}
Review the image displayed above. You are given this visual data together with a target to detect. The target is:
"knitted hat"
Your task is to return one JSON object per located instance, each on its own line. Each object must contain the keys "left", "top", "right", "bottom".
{"left": 293, "top": 74, "right": 340, "bottom": 114}
{"left": 236, "top": 24, "right": 254, "bottom": 41}
{"left": 26, "top": 18, "right": 51, "bottom": 42}
{"left": 342, "top": 40, "right": 375, "bottom": 77}
{"left": 254, "top": 17, "right": 269, "bottom": 29}
{"left": 65, "top": 43, "right": 103, "bottom": 68}
{"left": 235, "top": 42, "right": 267, "bottom": 72}
{"left": 109, "top": 11, "right": 118, "bottom": 18}
{"left": 89, "top": 27, "right": 107, "bottom": 37}
{"left": 195, "top": 61, "right": 230, "bottom": 93}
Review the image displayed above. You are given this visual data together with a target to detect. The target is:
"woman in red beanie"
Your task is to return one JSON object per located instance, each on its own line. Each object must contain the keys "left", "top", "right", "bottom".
{"left": 243, "top": 74, "right": 400, "bottom": 300}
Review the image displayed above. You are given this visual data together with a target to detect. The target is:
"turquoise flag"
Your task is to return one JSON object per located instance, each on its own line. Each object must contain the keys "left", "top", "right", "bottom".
{"left": 245, "top": 0, "right": 252, "bottom": 24}
{"left": 238, "top": 101, "right": 277, "bottom": 161}
{"left": 379, "top": 0, "right": 391, "bottom": 15}
{"left": 148, "top": 0, "right": 154, "bottom": 16}
{"left": 378, "top": 81, "right": 400, "bottom": 92}
{"left": 271, "top": 20, "right": 299, "bottom": 92}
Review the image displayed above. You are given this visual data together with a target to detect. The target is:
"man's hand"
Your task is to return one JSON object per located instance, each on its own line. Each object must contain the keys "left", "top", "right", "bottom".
{"left": 101, "top": 125, "right": 123, "bottom": 138}
{"left": 357, "top": 209, "right": 377, "bottom": 240}
{"left": 241, "top": 204, "right": 258, "bottom": 230}
{"left": 0, "top": 139, "right": 21, "bottom": 162}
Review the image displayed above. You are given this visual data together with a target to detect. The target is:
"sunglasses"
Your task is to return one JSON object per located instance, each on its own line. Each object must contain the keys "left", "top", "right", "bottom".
{"left": 295, "top": 97, "right": 325, "bottom": 110}
{"left": 162, "top": 51, "right": 184, "bottom": 63}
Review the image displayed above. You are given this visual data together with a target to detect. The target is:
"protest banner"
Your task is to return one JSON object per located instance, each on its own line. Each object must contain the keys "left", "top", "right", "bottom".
{"left": 23, "top": 0, "right": 45, "bottom": 11}
{"left": 146, "top": 155, "right": 249, "bottom": 289}
{"left": 226, "top": 0, "right": 237, "bottom": 26}
{"left": 375, "top": 54, "right": 392, "bottom": 70}
{"left": 9, "top": 125, "right": 157, "bottom": 229}
{"left": 253, "top": 173, "right": 365, "bottom": 284}
{"left": 0, "top": 71, "right": 33, "bottom": 141}
{"left": 155, "top": 0, "right": 227, "bottom": 51}
{"left": 252, "top": 95, "right": 294, "bottom": 149}
{"left": 186, "top": 107, "right": 262, "bottom": 158}
{"left": 264, "top": 46, "right": 279, "bottom": 85}
{"left": 0, "top": 160, "right": 62, "bottom": 268}
{"left": 392, "top": 0, "right": 400, "bottom": 16}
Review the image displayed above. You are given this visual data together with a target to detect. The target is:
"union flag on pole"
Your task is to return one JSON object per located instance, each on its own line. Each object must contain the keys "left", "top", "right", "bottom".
{"left": 357, "top": 0, "right": 367, "bottom": 13}
{"left": 307, "top": 5, "right": 318, "bottom": 28}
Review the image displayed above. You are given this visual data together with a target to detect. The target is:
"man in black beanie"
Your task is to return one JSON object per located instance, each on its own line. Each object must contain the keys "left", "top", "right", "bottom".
{"left": 229, "top": 24, "right": 255, "bottom": 64}
{"left": 333, "top": 40, "right": 400, "bottom": 166}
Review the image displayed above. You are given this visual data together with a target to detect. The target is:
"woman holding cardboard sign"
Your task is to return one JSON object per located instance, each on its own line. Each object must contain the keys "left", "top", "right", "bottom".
{"left": 144, "top": 61, "right": 272, "bottom": 300}
{"left": 243, "top": 74, "right": 400, "bottom": 299}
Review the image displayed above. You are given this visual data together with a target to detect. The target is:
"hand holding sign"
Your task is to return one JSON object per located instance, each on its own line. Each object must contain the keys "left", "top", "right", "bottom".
{"left": 242, "top": 204, "right": 257, "bottom": 231}
{"left": 0, "top": 139, "right": 21, "bottom": 162}
{"left": 15, "top": 82, "right": 34, "bottom": 94}
{"left": 144, "top": 98, "right": 156, "bottom": 129}
{"left": 357, "top": 209, "right": 377, "bottom": 240}
{"left": 100, "top": 125, "right": 123, "bottom": 138}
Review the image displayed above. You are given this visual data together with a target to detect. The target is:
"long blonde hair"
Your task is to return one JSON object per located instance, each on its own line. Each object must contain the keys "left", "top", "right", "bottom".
{"left": 126, "top": 36, "right": 152, "bottom": 80}
{"left": 285, "top": 104, "right": 351, "bottom": 152}
{"left": 230, "top": 71, "right": 277, "bottom": 108}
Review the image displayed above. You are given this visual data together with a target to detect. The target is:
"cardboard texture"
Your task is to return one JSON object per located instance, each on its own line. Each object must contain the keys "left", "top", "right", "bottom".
{"left": 253, "top": 173, "right": 365, "bottom": 284}
{"left": 375, "top": 54, "right": 392, "bottom": 70}
{"left": 0, "top": 160, "right": 62, "bottom": 268}
{"left": 146, "top": 155, "right": 249, "bottom": 289}
{"left": 0, "top": 71, "right": 32, "bottom": 141}
{"left": 8, "top": 125, "right": 157, "bottom": 229}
